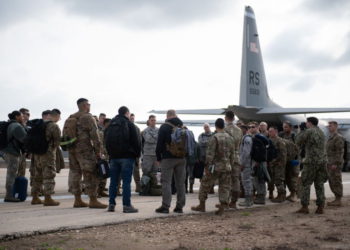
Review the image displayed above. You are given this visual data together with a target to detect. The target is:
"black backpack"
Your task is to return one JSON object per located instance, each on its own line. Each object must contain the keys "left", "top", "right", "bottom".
{"left": 266, "top": 138, "right": 278, "bottom": 162}
{"left": 24, "top": 119, "right": 50, "bottom": 155}
{"left": 251, "top": 134, "right": 269, "bottom": 162}
{"left": 105, "top": 117, "right": 129, "bottom": 155}
{"left": 0, "top": 121, "right": 13, "bottom": 150}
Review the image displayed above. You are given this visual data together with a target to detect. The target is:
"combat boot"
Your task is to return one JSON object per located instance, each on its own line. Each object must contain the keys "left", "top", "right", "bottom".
{"left": 327, "top": 196, "right": 341, "bottom": 206}
{"left": 31, "top": 195, "right": 43, "bottom": 205}
{"left": 239, "top": 196, "right": 253, "bottom": 207}
{"left": 215, "top": 203, "right": 228, "bottom": 216}
{"left": 43, "top": 195, "right": 60, "bottom": 206}
{"left": 191, "top": 200, "right": 206, "bottom": 212}
{"left": 296, "top": 205, "right": 309, "bottom": 214}
{"left": 209, "top": 186, "right": 215, "bottom": 194}
{"left": 315, "top": 205, "right": 324, "bottom": 214}
{"left": 97, "top": 191, "right": 109, "bottom": 198}
{"left": 254, "top": 195, "right": 266, "bottom": 205}
{"left": 268, "top": 190, "right": 274, "bottom": 200}
{"left": 286, "top": 192, "right": 297, "bottom": 202}
{"left": 189, "top": 183, "right": 194, "bottom": 193}
{"left": 89, "top": 196, "right": 108, "bottom": 209}
{"left": 73, "top": 194, "right": 88, "bottom": 208}
{"left": 135, "top": 183, "right": 141, "bottom": 193}
{"left": 271, "top": 192, "right": 286, "bottom": 203}
{"left": 229, "top": 201, "right": 237, "bottom": 209}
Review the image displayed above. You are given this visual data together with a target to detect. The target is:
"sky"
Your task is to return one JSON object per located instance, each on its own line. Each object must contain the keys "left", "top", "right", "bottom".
{"left": 1, "top": 0, "right": 350, "bottom": 131}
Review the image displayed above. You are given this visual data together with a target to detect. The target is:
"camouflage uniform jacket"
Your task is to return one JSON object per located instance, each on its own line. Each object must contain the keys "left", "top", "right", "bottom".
{"left": 73, "top": 112, "right": 101, "bottom": 154}
{"left": 99, "top": 130, "right": 109, "bottom": 161}
{"left": 206, "top": 131, "right": 235, "bottom": 172}
{"left": 279, "top": 131, "right": 296, "bottom": 142}
{"left": 142, "top": 126, "right": 159, "bottom": 156}
{"left": 296, "top": 127, "right": 326, "bottom": 165}
{"left": 46, "top": 122, "right": 61, "bottom": 152}
{"left": 269, "top": 136, "right": 287, "bottom": 167}
{"left": 326, "top": 132, "right": 344, "bottom": 166}
{"left": 283, "top": 138, "right": 299, "bottom": 162}
{"left": 224, "top": 123, "right": 243, "bottom": 165}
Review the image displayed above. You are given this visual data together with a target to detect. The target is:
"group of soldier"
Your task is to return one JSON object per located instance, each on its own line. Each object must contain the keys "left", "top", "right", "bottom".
{"left": 192, "top": 114, "right": 345, "bottom": 215}
{"left": 1, "top": 100, "right": 346, "bottom": 216}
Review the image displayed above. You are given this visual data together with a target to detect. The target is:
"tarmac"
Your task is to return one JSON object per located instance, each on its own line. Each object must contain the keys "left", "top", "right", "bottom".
{"left": 0, "top": 167, "right": 349, "bottom": 240}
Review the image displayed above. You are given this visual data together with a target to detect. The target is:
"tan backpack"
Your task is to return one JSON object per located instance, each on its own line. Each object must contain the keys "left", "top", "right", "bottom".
{"left": 60, "top": 114, "right": 80, "bottom": 150}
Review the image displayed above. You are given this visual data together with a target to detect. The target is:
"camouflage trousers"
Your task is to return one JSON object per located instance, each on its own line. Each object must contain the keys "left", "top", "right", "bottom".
{"left": 199, "top": 170, "right": 231, "bottom": 204}
{"left": 230, "top": 163, "right": 240, "bottom": 202}
{"left": 300, "top": 163, "right": 327, "bottom": 206}
{"left": 142, "top": 155, "right": 158, "bottom": 175}
{"left": 326, "top": 165, "right": 343, "bottom": 198}
{"left": 98, "top": 178, "right": 107, "bottom": 193}
{"left": 4, "top": 153, "right": 20, "bottom": 198}
{"left": 268, "top": 164, "right": 286, "bottom": 194}
{"left": 17, "top": 154, "right": 27, "bottom": 177}
{"left": 241, "top": 165, "right": 253, "bottom": 196}
{"left": 68, "top": 150, "right": 99, "bottom": 197}
{"left": 285, "top": 162, "right": 300, "bottom": 193}
{"left": 32, "top": 151, "right": 56, "bottom": 196}
{"left": 133, "top": 158, "right": 141, "bottom": 189}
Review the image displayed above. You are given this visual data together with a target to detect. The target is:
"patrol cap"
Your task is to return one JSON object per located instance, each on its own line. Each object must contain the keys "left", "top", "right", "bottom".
{"left": 328, "top": 120, "right": 338, "bottom": 126}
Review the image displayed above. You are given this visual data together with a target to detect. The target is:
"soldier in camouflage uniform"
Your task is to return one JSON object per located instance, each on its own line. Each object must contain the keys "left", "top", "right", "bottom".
{"left": 191, "top": 118, "right": 234, "bottom": 215}
{"left": 67, "top": 98, "right": 107, "bottom": 209}
{"left": 296, "top": 117, "right": 327, "bottom": 214}
{"left": 326, "top": 121, "right": 344, "bottom": 206}
{"left": 97, "top": 118, "right": 111, "bottom": 198}
{"left": 224, "top": 110, "right": 242, "bottom": 208}
{"left": 279, "top": 121, "right": 299, "bottom": 202}
{"left": 268, "top": 126, "right": 287, "bottom": 203}
{"left": 31, "top": 109, "right": 62, "bottom": 206}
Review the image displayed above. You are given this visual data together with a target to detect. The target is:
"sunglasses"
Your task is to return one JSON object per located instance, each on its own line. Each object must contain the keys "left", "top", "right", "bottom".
{"left": 248, "top": 126, "right": 256, "bottom": 129}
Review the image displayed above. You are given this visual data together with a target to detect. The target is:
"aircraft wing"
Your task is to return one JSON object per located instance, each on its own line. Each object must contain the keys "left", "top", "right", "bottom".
{"left": 257, "top": 107, "right": 350, "bottom": 115}
{"left": 149, "top": 109, "right": 225, "bottom": 115}
{"left": 137, "top": 120, "right": 215, "bottom": 126}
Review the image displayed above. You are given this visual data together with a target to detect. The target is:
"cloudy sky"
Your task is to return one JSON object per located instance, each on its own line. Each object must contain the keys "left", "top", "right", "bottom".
{"left": 1, "top": 0, "right": 350, "bottom": 126}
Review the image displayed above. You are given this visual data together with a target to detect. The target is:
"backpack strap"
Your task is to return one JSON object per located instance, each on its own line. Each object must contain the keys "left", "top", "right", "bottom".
{"left": 164, "top": 121, "right": 176, "bottom": 128}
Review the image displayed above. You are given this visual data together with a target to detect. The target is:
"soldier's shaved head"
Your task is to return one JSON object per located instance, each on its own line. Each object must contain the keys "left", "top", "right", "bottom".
{"left": 215, "top": 118, "right": 225, "bottom": 129}
{"left": 166, "top": 109, "right": 176, "bottom": 119}
{"left": 225, "top": 110, "right": 235, "bottom": 121}
{"left": 77, "top": 98, "right": 90, "bottom": 112}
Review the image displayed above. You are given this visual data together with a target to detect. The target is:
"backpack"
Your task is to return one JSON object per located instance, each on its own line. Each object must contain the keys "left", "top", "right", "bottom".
{"left": 0, "top": 121, "right": 13, "bottom": 150}
{"left": 266, "top": 138, "right": 278, "bottom": 162}
{"left": 165, "top": 122, "right": 187, "bottom": 158}
{"left": 61, "top": 115, "right": 79, "bottom": 150}
{"left": 140, "top": 173, "right": 162, "bottom": 196}
{"left": 104, "top": 117, "right": 129, "bottom": 155}
{"left": 24, "top": 119, "right": 50, "bottom": 155}
{"left": 251, "top": 134, "right": 269, "bottom": 162}
{"left": 140, "top": 175, "right": 151, "bottom": 196}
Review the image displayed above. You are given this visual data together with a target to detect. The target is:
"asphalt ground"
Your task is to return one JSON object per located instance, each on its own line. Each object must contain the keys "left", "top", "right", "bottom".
{"left": 0, "top": 167, "right": 349, "bottom": 240}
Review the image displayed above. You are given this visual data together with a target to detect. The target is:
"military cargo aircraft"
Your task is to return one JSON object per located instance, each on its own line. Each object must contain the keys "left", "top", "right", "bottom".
{"left": 149, "top": 6, "right": 350, "bottom": 168}
{"left": 150, "top": 6, "right": 350, "bottom": 124}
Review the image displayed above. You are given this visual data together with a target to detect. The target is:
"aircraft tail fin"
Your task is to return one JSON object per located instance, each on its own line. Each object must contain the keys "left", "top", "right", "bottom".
{"left": 240, "top": 6, "right": 278, "bottom": 108}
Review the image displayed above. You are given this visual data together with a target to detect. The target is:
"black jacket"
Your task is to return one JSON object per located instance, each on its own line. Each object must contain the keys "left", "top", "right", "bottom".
{"left": 156, "top": 117, "right": 183, "bottom": 161}
{"left": 106, "top": 115, "right": 141, "bottom": 159}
